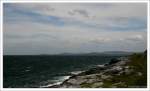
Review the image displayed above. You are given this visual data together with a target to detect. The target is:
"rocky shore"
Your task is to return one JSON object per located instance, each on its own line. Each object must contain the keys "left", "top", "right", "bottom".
{"left": 48, "top": 56, "right": 141, "bottom": 88}
{"left": 48, "top": 51, "right": 147, "bottom": 88}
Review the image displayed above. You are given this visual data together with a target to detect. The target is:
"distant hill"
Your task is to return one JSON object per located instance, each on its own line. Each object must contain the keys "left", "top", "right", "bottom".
{"left": 101, "top": 51, "right": 134, "bottom": 55}
{"left": 4, "top": 51, "right": 135, "bottom": 56}
{"left": 57, "top": 51, "right": 134, "bottom": 56}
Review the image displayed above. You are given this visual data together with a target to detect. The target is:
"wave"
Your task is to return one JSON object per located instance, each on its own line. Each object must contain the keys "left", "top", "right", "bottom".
{"left": 39, "top": 76, "right": 71, "bottom": 88}
{"left": 70, "top": 71, "right": 84, "bottom": 75}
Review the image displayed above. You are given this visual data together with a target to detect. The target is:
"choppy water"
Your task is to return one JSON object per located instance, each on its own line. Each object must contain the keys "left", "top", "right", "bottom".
{"left": 3, "top": 55, "right": 121, "bottom": 88}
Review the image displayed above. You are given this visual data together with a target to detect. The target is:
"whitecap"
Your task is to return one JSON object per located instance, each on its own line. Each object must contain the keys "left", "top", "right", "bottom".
{"left": 70, "top": 71, "right": 84, "bottom": 75}
{"left": 39, "top": 76, "right": 71, "bottom": 88}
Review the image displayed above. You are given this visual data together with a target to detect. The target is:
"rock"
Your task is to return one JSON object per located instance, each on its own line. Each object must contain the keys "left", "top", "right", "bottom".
{"left": 86, "top": 79, "right": 96, "bottom": 84}
{"left": 105, "top": 66, "right": 123, "bottom": 74}
{"left": 84, "top": 74, "right": 101, "bottom": 79}
{"left": 111, "top": 82, "right": 126, "bottom": 88}
{"left": 66, "top": 76, "right": 86, "bottom": 85}
{"left": 54, "top": 56, "right": 135, "bottom": 88}
{"left": 137, "top": 72, "right": 142, "bottom": 76}
{"left": 115, "top": 60, "right": 127, "bottom": 66}
{"left": 124, "top": 68, "right": 134, "bottom": 75}
{"left": 92, "top": 82, "right": 103, "bottom": 88}
{"left": 101, "top": 75, "right": 112, "bottom": 80}
{"left": 114, "top": 66, "right": 123, "bottom": 71}
{"left": 79, "top": 67, "right": 105, "bottom": 75}
{"left": 124, "top": 66, "right": 129, "bottom": 69}
{"left": 108, "top": 58, "right": 120, "bottom": 65}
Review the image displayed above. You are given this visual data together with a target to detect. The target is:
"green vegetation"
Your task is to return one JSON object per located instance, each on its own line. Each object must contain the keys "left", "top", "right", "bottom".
{"left": 80, "top": 82, "right": 93, "bottom": 88}
{"left": 60, "top": 50, "right": 147, "bottom": 88}
{"left": 102, "top": 50, "right": 147, "bottom": 88}
{"left": 79, "top": 51, "right": 147, "bottom": 88}
{"left": 127, "top": 50, "right": 147, "bottom": 86}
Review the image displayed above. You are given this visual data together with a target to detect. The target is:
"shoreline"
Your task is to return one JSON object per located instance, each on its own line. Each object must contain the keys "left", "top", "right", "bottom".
{"left": 48, "top": 57, "right": 130, "bottom": 88}
{"left": 40, "top": 76, "right": 71, "bottom": 88}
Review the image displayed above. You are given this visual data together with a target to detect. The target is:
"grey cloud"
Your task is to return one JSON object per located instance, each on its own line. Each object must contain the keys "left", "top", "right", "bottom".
{"left": 4, "top": 33, "right": 58, "bottom": 40}
{"left": 25, "top": 4, "right": 56, "bottom": 12}
{"left": 108, "top": 17, "right": 131, "bottom": 22}
{"left": 4, "top": 34, "right": 24, "bottom": 39}
{"left": 125, "top": 35, "right": 144, "bottom": 42}
{"left": 44, "top": 6, "right": 55, "bottom": 11}
{"left": 68, "top": 9, "right": 89, "bottom": 18}
{"left": 90, "top": 38, "right": 111, "bottom": 44}
{"left": 3, "top": 3, "right": 147, "bottom": 55}
{"left": 108, "top": 16, "right": 146, "bottom": 24}
{"left": 68, "top": 11, "right": 75, "bottom": 16}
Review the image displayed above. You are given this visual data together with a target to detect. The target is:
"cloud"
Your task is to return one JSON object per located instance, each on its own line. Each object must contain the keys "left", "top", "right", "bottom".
{"left": 4, "top": 3, "right": 147, "bottom": 31}
{"left": 125, "top": 35, "right": 144, "bottom": 41}
{"left": 90, "top": 38, "right": 111, "bottom": 44}
{"left": 68, "top": 9, "right": 89, "bottom": 18}
{"left": 3, "top": 3, "right": 147, "bottom": 55}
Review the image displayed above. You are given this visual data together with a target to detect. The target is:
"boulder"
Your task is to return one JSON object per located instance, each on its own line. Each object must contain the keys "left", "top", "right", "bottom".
{"left": 108, "top": 58, "right": 120, "bottom": 65}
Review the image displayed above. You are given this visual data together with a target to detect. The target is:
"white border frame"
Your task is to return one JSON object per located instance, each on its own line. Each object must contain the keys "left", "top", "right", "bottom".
{"left": 0, "top": 0, "right": 149, "bottom": 91}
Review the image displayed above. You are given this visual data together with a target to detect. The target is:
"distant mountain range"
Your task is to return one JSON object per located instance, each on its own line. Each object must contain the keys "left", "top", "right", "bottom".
{"left": 56, "top": 51, "right": 135, "bottom": 56}
{"left": 5, "top": 51, "right": 139, "bottom": 56}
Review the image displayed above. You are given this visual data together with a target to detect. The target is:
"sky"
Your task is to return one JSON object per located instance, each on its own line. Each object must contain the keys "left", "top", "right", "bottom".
{"left": 3, "top": 3, "right": 147, "bottom": 55}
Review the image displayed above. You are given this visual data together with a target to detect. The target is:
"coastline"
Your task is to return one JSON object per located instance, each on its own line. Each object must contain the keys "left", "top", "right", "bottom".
{"left": 48, "top": 50, "right": 147, "bottom": 88}
{"left": 48, "top": 56, "right": 132, "bottom": 88}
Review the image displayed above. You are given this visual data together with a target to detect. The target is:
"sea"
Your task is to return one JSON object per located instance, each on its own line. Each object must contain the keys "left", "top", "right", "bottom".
{"left": 3, "top": 55, "right": 123, "bottom": 88}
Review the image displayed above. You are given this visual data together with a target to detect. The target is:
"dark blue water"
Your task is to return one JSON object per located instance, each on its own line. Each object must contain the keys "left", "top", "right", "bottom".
{"left": 3, "top": 55, "right": 121, "bottom": 88}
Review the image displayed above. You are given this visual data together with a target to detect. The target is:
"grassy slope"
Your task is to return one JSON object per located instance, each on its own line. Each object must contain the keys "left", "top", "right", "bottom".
{"left": 102, "top": 51, "right": 147, "bottom": 88}
{"left": 80, "top": 51, "right": 147, "bottom": 88}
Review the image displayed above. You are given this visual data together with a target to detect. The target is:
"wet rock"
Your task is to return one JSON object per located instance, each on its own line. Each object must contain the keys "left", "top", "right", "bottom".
{"left": 108, "top": 58, "right": 120, "bottom": 65}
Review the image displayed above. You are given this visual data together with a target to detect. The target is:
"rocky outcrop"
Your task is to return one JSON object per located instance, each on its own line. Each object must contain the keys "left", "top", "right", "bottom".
{"left": 49, "top": 57, "right": 137, "bottom": 88}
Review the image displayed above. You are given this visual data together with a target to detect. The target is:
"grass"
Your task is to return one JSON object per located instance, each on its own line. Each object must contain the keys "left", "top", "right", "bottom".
{"left": 102, "top": 51, "right": 147, "bottom": 88}
{"left": 80, "top": 82, "right": 93, "bottom": 88}
{"left": 127, "top": 51, "right": 147, "bottom": 86}
{"left": 79, "top": 51, "right": 147, "bottom": 88}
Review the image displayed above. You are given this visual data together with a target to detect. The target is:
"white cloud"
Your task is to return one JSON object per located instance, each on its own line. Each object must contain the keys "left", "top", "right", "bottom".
{"left": 8, "top": 3, "right": 147, "bottom": 24}
{"left": 3, "top": 3, "right": 147, "bottom": 55}
{"left": 125, "top": 35, "right": 144, "bottom": 41}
